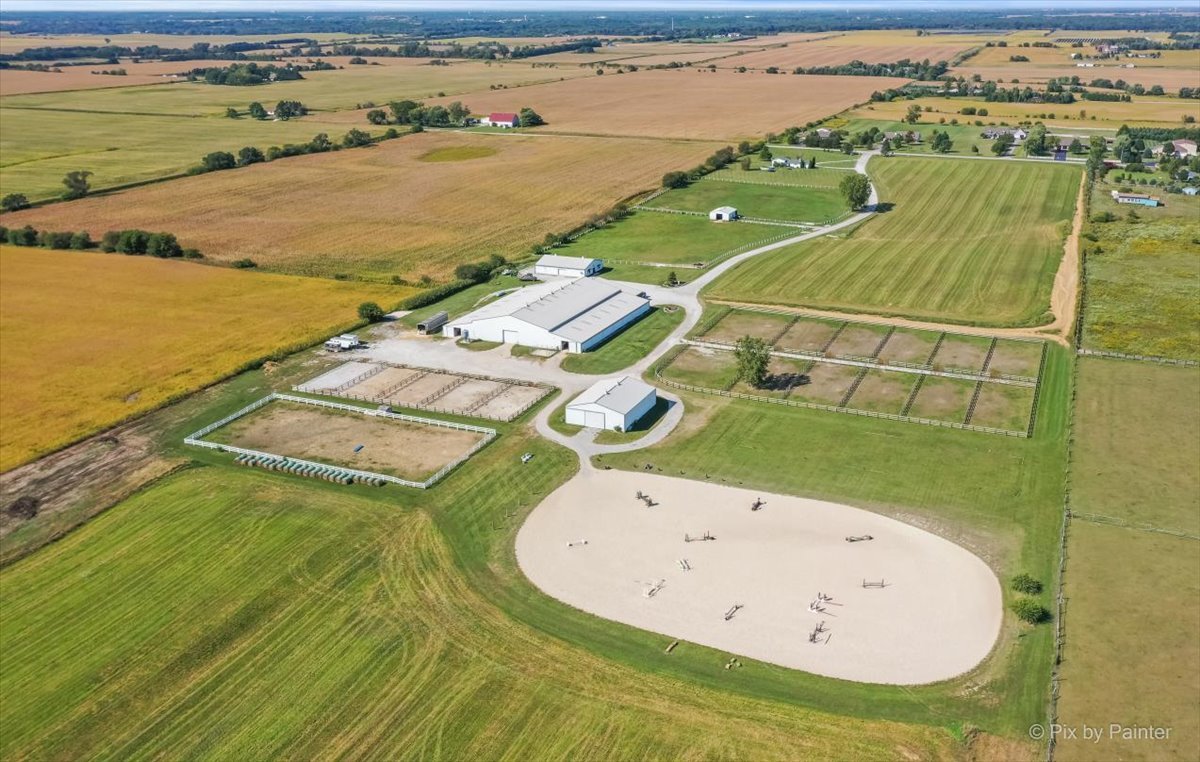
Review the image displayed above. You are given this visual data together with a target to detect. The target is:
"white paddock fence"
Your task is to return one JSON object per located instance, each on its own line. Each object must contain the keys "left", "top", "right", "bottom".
{"left": 184, "top": 393, "right": 497, "bottom": 489}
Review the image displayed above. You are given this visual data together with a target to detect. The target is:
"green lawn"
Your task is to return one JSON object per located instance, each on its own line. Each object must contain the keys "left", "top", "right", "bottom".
{"left": 398, "top": 275, "right": 528, "bottom": 329}
{"left": 561, "top": 305, "right": 685, "bottom": 375}
{"left": 592, "top": 396, "right": 674, "bottom": 444}
{"left": 643, "top": 175, "right": 848, "bottom": 224}
{"left": 707, "top": 155, "right": 1082, "bottom": 326}
{"left": 1079, "top": 183, "right": 1200, "bottom": 361}
{"left": 835, "top": 117, "right": 1011, "bottom": 157}
{"left": 1071, "top": 357, "right": 1200, "bottom": 535}
{"left": 554, "top": 210, "right": 783, "bottom": 267}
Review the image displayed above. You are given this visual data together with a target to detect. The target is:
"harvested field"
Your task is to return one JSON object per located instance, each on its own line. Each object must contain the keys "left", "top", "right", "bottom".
{"left": 426, "top": 68, "right": 909, "bottom": 141}
{"left": 725, "top": 42, "right": 976, "bottom": 70}
{"left": 0, "top": 246, "right": 406, "bottom": 472}
{"left": 954, "top": 64, "right": 1200, "bottom": 92}
{"left": 933, "top": 336, "right": 992, "bottom": 373}
{"left": 0, "top": 59, "right": 245, "bottom": 95}
{"left": 776, "top": 317, "right": 842, "bottom": 353}
{"left": 906, "top": 377, "right": 976, "bottom": 423}
{"left": 517, "top": 468, "right": 1002, "bottom": 684}
{"left": 699, "top": 309, "right": 793, "bottom": 345}
{"left": 850, "top": 95, "right": 1200, "bottom": 129}
{"left": 2, "top": 132, "right": 719, "bottom": 280}
{"left": 206, "top": 400, "right": 485, "bottom": 481}
{"left": 708, "top": 156, "right": 1081, "bottom": 326}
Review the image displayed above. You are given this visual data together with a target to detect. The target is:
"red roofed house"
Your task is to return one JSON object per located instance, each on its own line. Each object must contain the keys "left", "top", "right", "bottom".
{"left": 481, "top": 112, "right": 520, "bottom": 128}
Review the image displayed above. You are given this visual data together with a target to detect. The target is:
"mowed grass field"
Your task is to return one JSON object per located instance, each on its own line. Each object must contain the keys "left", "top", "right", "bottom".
{"left": 0, "top": 246, "right": 408, "bottom": 471}
{"left": 556, "top": 210, "right": 783, "bottom": 268}
{"left": 643, "top": 174, "right": 848, "bottom": 223}
{"left": 560, "top": 305, "right": 685, "bottom": 375}
{"left": 1080, "top": 183, "right": 1200, "bottom": 361}
{"left": 848, "top": 95, "right": 1200, "bottom": 130}
{"left": 1057, "top": 358, "right": 1200, "bottom": 761}
{"left": 0, "top": 458, "right": 965, "bottom": 759}
{"left": 2, "top": 132, "right": 719, "bottom": 281}
{"left": 707, "top": 156, "right": 1082, "bottom": 325}
{"left": 423, "top": 67, "right": 909, "bottom": 141}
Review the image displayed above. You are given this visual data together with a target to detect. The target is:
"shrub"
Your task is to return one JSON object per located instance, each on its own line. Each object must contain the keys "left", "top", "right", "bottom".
{"left": 7, "top": 225, "right": 38, "bottom": 246}
{"left": 69, "top": 231, "right": 93, "bottom": 250}
{"left": 39, "top": 231, "right": 74, "bottom": 249}
{"left": 1, "top": 193, "right": 30, "bottom": 212}
{"left": 1011, "top": 597, "right": 1051, "bottom": 624}
{"left": 231, "top": 258, "right": 257, "bottom": 268}
{"left": 357, "top": 301, "right": 385, "bottom": 322}
{"left": 6, "top": 495, "right": 38, "bottom": 520}
{"left": 1010, "top": 573, "right": 1043, "bottom": 595}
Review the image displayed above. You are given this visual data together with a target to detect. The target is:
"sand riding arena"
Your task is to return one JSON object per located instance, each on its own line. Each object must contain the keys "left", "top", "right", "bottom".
{"left": 516, "top": 468, "right": 1002, "bottom": 685}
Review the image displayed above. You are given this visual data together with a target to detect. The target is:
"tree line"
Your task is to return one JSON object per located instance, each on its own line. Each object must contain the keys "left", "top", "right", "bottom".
{"left": 791, "top": 57, "right": 949, "bottom": 81}
{"left": 190, "top": 126, "right": 402, "bottom": 175}
{"left": 1, "top": 223, "right": 201, "bottom": 259}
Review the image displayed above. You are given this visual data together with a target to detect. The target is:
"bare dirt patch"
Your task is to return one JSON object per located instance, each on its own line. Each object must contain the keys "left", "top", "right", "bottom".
{"left": 701, "top": 310, "right": 793, "bottom": 345}
{"left": 342, "top": 366, "right": 421, "bottom": 398}
{"left": 775, "top": 317, "right": 842, "bottom": 353}
{"left": 907, "top": 377, "right": 976, "bottom": 423}
{"left": 385, "top": 371, "right": 462, "bottom": 408}
{"left": 845, "top": 370, "right": 910, "bottom": 414}
{"left": 988, "top": 340, "right": 1043, "bottom": 378}
{"left": 826, "top": 324, "right": 889, "bottom": 358}
{"left": 790, "top": 362, "right": 861, "bottom": 405}
{"left": 209, "top": 401, "right": 484, "bottom": 481}
{"left": 427, "top": 378, "right": 508, "bottom": 414}
{"left": 473, "top": 384, "right": 550, "bottom": 420}
{"left": 932, "top": 337, "right": 991, "bottom": 373}
{"left": 876, "top": 329, "right": 938, "bottom": 366}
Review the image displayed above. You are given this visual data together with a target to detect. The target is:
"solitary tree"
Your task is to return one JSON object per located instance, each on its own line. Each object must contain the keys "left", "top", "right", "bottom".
{"left": 342, "top": 128, "right": 372, "bottom": 148}
{"left": 61, "top": 170, "right": 92, "bottom": 201}
{"left": 1, "top": 193, "right": 30, "bottom": 212}
{"left": 358, "top": 301, "right": 385, "bottom": 322}
{"left": 734, "top": 336, "right": 771, "bottom": 388}
{"left": 759, "top": 145, "right": 773, "bottom": 162}
{"left": 366, "top": 108, "right": 389, "bottom": 125}
{"left": 518, "top": 107, "right": 545, "bottom": 127}
{"left": 838, "top": 173, "right": 871, "bottom": 211}
{"left": 904, "top": 104, "right": 923, "bottom": 124}
{"left": 930, "top": 130, "right": 953, "bottom": 153}
{"left": 200, "top": 151, "right": 236, "bottom": 172}
{"left": 879, "top": 137, "right": 892, "bottom": 156}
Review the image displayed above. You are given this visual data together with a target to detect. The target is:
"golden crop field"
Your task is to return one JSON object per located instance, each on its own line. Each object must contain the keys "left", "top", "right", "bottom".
{"left": 0, "top": 245, "right": 410, "bottom": 471}
{"left": 0, "top": 31, "right": 353, "bottom": 54}
{"left": 0, "top": 58, "right": 244, "bottom": 95}
{"left": 425, "top": 68, "right": 908, "bottom": 140}
{"left": 1, "top": 131, "right": 720, "bottom": 281}
{"left": 951, "top": 65, "right": 1200, "bottom": 91}
{"left": 720, "top": 41, "right": 977, "bottom": 70}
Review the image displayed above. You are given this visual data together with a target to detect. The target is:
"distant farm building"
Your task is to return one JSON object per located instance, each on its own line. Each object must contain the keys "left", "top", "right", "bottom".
{"left": 324, "top": 334, "right": 361, "bottom": 351}
{"left": 442, "top": 278, "right": 651, "bottom": 353}
{"left": 565, "top": 375, "right": 658, "bottom": 431}
{"left": 1152, "top": 139, "right": 1198, "bottom": 158}
{"left": 709, "top": 206, "right": 739, "bottom": 222}
{"left": 1182, "top": 187, "right": 1199, "bottom": 196}
{"left": 981, "top": 127, "right": 1028, "bottom": 141}
{"left": 417, "top": 311, "right": 448, "bottom": 334}
{"left": 884, "top": 130, "right": 921, "bottom": 144}
{"left": 481, "top": 112, "right": 520, "bottom": 128}
{"left": 534, "top": 254, "right": 602, "bottom": 278}
{"left": 1111, "top": 190, "right": 1161, "bottom": 207}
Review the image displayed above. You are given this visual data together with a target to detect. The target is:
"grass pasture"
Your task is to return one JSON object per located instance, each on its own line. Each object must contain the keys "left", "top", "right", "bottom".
{"left": 643, "top": 174, "right": 847, "bottom": 224}
{"left": 1080, "top": 183, "right": 1200, "bottom": 361}
{"left": 707, "top": 156, "right": 1081, "bottom": 326}
{"left": 0, "top": 452, "right": 967, "bottom": 759}
{"left": 2, "top": 132, "right": 719, "bottom": 281}
{"left": 557, "top": 209, "right": 783, "bottom": 269}
{"left": 848, "top": 95, "right": 1200, "bottom": 131}
{"left": 560, "top": 305, "right": 685, "bottom": 375}
{"left": 426, "top": 67, "right": 908, "bottom": 141}
{"left": 0, "top": 245, "right": 408, "bottom": 471}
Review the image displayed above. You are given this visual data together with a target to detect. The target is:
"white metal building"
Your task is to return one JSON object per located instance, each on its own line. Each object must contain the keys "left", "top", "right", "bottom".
{"left": 534, "top": 254, "right": 602, "bottom": 278}
{"left": 442, "top": 278, "right": 651, "bottom": 353}
{"left": 566, "top": 376, "right": 658, "bottom": 431}
{"left": 709, "top": 206, "right": 738, "bottom": 221}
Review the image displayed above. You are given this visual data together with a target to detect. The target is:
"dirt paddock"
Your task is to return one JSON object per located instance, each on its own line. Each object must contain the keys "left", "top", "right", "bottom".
{"left": 207, "top": 401, "right": 485, "bottom": 481}
{"left": 516, "top": 468, "right": 1002, "bottom": 684}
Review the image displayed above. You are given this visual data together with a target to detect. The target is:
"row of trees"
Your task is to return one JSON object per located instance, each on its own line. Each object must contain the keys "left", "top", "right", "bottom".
{"left": 190, "top": 127, "right": 399, "bottom": 175}
{"left": 189, "top": 62, "right": 312, "bottom": 86}
{"left": 1, "top": 223, "right": 200, "bottom": 258}
{"left": 791, "top": 57, "right": 949, "bottom": 81}
{"left": 365, "top": 100, "right": 545, "bottom": 129}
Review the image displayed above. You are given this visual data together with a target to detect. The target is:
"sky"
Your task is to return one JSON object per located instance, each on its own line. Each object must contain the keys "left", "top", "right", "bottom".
{"left": 0, "top": 0, "right": 1191, "bottom": 11}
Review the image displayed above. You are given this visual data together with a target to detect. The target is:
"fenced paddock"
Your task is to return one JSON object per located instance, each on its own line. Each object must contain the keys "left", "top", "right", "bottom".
{"left": 295, "top": 361, "right": 552, "bottom": 421}
{"left": 184, "top": 393, "right": 496, "bottom": 489}
{"left": 660, "top": 307, "right": 1048, "bottom": 437}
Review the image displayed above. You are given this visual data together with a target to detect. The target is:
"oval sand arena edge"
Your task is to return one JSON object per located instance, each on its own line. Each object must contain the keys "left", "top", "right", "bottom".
{"left": 517, "top": 468, "right": 1003, "bottom": 685}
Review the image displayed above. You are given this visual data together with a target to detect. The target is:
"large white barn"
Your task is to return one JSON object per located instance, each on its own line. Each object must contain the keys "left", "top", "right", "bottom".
{"left": 534, "top": 254, "right": 602, "bottom": 278}
{"left": 566, "top": 376, "right": 658, "bottom": 430}
{"left": 442, "top": 279, "right": 651, "bottom": 353}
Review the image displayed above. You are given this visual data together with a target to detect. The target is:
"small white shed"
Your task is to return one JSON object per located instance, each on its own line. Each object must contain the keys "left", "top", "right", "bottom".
{"left": 534, "top": 254, "right": 602, "bottom": 278}
{"left": 709, "top": 206, "right": 738, "bottom": 222}
{"left": 566, "top": 376, "right": 657, "bottom": 431}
